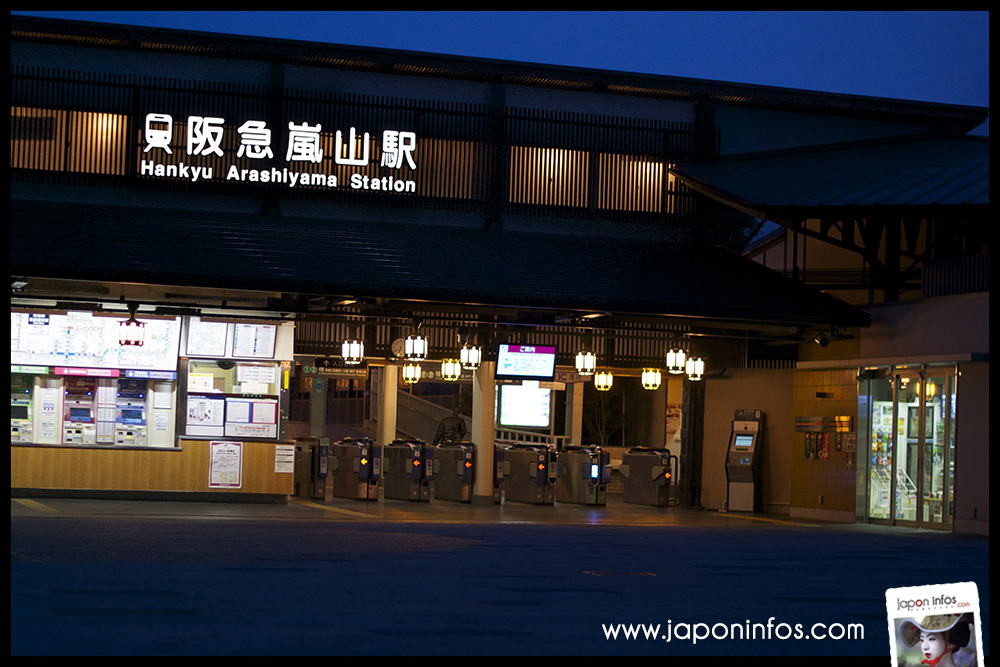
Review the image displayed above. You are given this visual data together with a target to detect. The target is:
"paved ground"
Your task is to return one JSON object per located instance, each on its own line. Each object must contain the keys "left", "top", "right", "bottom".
{"left": 10, "top": 494, "right": 990, "bottom": 657}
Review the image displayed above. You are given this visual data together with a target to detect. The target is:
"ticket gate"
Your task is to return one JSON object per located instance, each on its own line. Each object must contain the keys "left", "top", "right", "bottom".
{"left": 293, "top": 437, "right": 329, "bottom": 500}
{"left": 494, "top": 443, "right": 558, "bottom": 505}
{"left": 434, "top": 441, "right": 475, "bottom": 503}
{"left": 383, "top": 439, "right": 434, "bottom": 502}
{"left": 330, "top": 437, "right": 381, "bottom": 501}
{"left": 619, "top": 447, "right": 674, "bottom": 507}
{"left": 556, "top": 445, "right": 610, "bottom": 506}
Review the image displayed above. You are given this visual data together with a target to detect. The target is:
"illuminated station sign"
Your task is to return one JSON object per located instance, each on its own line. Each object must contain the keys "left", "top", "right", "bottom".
{"left": 140, "top": 113, "right": 418, "bottom": 193}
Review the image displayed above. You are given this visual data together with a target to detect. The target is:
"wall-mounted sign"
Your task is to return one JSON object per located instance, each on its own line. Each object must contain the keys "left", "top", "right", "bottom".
{"left": 794, "top": 415, "right": 853, "bottom": 433}
{"left": 209, "top": 440, "right": 243, "bottom": 489}
{"left": 301, "top": 357, "right": 368, "bottom": 379}
{"left": 140, "top": 113, "right": 418, "bottom": 193}
{"left": 11, "top": 311, "right": 181, "bottom": 371}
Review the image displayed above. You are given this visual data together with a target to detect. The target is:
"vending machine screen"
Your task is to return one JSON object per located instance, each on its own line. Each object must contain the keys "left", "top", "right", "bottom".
{"left": 69, "top": 407, "right": 93, "bottom": 423}
{"left": 119, "top": 408, "right": 144, "bottom": 425}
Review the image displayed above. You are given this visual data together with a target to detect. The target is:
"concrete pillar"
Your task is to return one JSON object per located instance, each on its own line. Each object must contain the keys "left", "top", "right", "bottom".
{"left": 471, "top": 360, "right": 496, "bottom": 505}
{"left": 377, "top": 364, "right": 398, "bottom": 446}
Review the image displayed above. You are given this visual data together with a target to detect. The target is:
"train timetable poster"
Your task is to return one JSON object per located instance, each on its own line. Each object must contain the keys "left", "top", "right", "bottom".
{"left": 11, "top": 311, "right": 181, "bottom": 371}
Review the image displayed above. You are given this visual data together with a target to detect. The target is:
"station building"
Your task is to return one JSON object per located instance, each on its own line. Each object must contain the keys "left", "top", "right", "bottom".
{"left": 10, "top": 16, "right": 989, "bottom": 535}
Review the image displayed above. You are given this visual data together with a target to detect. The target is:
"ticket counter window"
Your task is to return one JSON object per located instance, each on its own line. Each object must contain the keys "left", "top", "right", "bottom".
{"left": 185, "top": 360, "right": 281, "bottom": 439}
{"left": 861, "top": 367, "right": 956, "bottom": 528}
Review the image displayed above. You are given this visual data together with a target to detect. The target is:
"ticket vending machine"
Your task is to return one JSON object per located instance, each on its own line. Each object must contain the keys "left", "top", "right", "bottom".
{"left": 115, "top": 378, "right": 148, "bottom": 446}
{"left": 11, "top": 374, "right": 33, "bottom": 442}
{"left": 724, "top": 409, "right": 765, "bottom": 513}
{"left": 63, "top": 377, "right": 97, "bottom": 445}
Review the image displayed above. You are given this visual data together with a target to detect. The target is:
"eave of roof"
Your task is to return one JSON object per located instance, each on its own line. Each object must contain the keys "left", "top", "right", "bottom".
{"left": 10, "top": 198, "right": 871, "bottom": 329}
{"left": 671, "top": 134, "right": 989, "bottom": 221}
{"left": 10, "top": 14, "right": 989, "bottom": 133}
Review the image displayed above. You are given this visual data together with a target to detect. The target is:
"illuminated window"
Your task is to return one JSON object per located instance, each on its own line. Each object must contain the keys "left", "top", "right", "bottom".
{"left": 509, "top": 146, "right": 589, "bottom": 207}
{"left": 598, "top": 154, "right": 677, "bottom": 214}
{"left": 11, "top": 107, "right": 127, "bottom": 175}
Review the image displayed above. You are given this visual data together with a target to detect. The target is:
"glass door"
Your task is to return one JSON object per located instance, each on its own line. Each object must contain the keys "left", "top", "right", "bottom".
{"left": 861, "top": 366, "right": 956, "bottom": 529}
{"left": 921, "top": 372, "right": 956, "bottom": 528}
{"left": 862, "top": 369, "right": 895, "bottom": 522}
{"left": 894, "top": 369, "right": 922, "bottom": 524}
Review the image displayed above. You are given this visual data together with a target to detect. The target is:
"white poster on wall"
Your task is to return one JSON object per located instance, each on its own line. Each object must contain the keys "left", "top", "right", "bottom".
{"left": 209, "top": 440, "right": 243, "bottom": 489}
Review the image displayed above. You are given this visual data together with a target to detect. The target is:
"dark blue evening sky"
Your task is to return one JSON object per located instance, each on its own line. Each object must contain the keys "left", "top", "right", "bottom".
{"left": 13, "top": 11, "right": 990, "bottom": 135}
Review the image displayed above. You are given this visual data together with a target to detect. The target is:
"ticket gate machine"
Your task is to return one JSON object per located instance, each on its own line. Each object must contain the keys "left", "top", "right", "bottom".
{"left": 294, "top": 437, "right": 329, "bottom": 499}
{"left": 556, "top": 445, "right": 610, "bottom": 506}
{"left": 330, "top": 437, "right": 381, "bottom": 500}
{"left": 433, "top": 441, "right": 475, "bottom": 503}
{"left": 114, "top": 378, "right": 148, "bottom": 446}
{"left": 619, "top": 447, "right": 674, "bottom": 506}
{"left": 63, "top": 377, "right": 97, "bottom": 445}
{"left": 383, "top": 439, "right": 434, "bottom": 502}
{"left": 725, "top": 409, "right": 765, "bottom": 513}
{"left": 494, "top": 443, "right": 558, "bottom": 505}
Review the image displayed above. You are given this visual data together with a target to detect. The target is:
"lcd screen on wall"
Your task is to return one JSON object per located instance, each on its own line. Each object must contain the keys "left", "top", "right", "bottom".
{"left": 495, "top": 344, "right": 556, "bottom": 380}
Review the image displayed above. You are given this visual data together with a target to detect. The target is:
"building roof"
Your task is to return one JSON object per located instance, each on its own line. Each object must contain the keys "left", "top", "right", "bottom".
{"left": 9, "top": 199, "right": 871, "bottom": 330}
{"left": 11, "top": 15, "right": 989, "bottom": 133}
{"left": 670, "top": 134, "right": 989, "bottom": 222}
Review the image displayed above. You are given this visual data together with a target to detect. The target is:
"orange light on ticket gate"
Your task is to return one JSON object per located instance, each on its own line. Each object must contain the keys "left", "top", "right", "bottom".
{"left": 360, "top": 457, "right": 368, "bottom": 466}
{"left": 465, "top": 461, "right": 473, "bottom": 469}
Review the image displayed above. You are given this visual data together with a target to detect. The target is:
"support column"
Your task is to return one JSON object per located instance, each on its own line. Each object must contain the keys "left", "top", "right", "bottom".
{"left": 310, "top": 377, "right": 327, "bottom": 438}
{"left": 377, "top": 364, "right": 398, "bottom": 446}
{"left": 471, "top": 360, "right": 496, "bottom": 505}
{"left": 565, "top": 382, "right": 584, "bottom": 446}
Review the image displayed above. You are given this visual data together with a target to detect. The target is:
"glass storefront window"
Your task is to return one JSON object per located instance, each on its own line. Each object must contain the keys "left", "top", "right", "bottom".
{"left": 859, "top": 365, "right": 957, "bottom": 528}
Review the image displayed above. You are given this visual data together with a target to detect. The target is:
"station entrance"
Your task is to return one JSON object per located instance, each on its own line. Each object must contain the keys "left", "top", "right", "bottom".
{"left": 860, "top": 365, "right": 957, "bottom": 529}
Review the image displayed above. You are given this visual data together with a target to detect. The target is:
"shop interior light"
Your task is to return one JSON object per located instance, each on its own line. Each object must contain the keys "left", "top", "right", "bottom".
{"left": 405, "top": 334, "right": 428, "bottom": 361}
{"left": 575, "top": 350, "right": 596, "bottom": 375}
{"left": 666, "top": 344, "right": 687, "bottom": 374}
{"left": 594, "top": 369, "right": 614, "bottom": 391}
{"left": 441, "top": 358, "right": 461, "bottom": 381}
{"left": 118, "top": 303, "right": 145, "bottom": 347}
{"left": 341, "top": 338, "right": 365, "bottom": 365}
{"left": 641, "top": 367, "right": 662, "bottom": 390}
{"left": 402, "top": 363, "right": 421, "bottom": 384}
{"left": 685, "top": 356, "right": 705, "bottom": 381}
{"left": 459, "top": 343, "right": 482, "bottom": 370}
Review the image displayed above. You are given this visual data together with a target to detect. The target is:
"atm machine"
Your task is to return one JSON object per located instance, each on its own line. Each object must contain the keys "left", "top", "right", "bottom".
{"left": 63, "top": 377, "right": 97, "bottom": 445}
{"left": 724, "top": 409, "right": 765, "bottom": 513}
{"left": 115, "top": 378, "right": 148, "bottom": 446}
{"left": 11, "top": 374, "right": 33, "bottom": 442}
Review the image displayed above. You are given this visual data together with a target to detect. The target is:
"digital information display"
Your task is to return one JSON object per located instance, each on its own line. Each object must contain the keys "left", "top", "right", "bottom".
{"left": 496, "top": 344, "right": 556, "bottom": 380}
{"left": 734, "top": 433, "right": 755, "bottom": 449}
{"left": 497, "top": 382, "right": 552, "bottom": 429}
